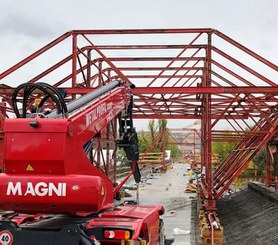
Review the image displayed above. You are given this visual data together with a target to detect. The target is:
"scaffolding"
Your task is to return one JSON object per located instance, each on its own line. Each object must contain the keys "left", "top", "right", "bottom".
{"left": 0, "top": 28, "right": 277, "bottom": 211}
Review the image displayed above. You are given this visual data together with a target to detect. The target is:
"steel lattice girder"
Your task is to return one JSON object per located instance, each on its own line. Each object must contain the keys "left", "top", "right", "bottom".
{"left": 0, "top": 28, "right": 277, "bottom": 210}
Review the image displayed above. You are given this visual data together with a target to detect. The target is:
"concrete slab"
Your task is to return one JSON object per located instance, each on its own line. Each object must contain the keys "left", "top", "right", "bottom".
{"left": 134, "top": 163, "right": 196, "bottom": 244}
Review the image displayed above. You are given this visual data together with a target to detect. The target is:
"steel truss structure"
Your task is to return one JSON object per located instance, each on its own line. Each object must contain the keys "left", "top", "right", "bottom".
{"left": 0, "top": 28, "right": 277, "bottom": 210}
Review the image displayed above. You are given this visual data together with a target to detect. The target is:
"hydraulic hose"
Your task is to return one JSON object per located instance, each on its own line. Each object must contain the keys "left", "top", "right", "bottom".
{"left": 12, "top": 82, "right": 68, "bottom": 118}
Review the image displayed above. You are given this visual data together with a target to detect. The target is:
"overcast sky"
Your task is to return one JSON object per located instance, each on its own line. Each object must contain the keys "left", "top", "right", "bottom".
{"left": 0, "top": 0, "right": 277, "bottom": 129}
{"left": 1, "top": 0, "right": 278, "bottom": 67}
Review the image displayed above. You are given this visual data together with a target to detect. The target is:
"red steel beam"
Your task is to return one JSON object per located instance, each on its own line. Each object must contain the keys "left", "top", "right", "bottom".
{"left": 94, "top": 44, "right": 207, "bottom": 50}
{"left": 71, "top": 28, "right": 215, "bottom": 35}
{"left": 80, "top": 34, "right": 133, "bottom": 86}
{"left": 114, "top": 67, "right": 204, "bottom": 71}
{"left": 214, "top": 30, "right": 278, "bottom": 72}
{"left": 212, "top": 60, "right": 254, "bottom": 87}
{"left": 147, "top": 33, "right": 203, "bottom": 87}
{"left": 97, "top": 57, "right": 205, "bottom": 62}
{"left": 213, "top": 117, "right": 277, "bottom": 186}
{"left": 5, "top": 86, "right": 272, "bottom": 95}
{"left": 212, "top": 47, "right": 276, "bottom": 86}
{"left": 112, "top": 75, "right": 203, "bottom": 79}
{"left": 72, "top": 34, "right": 77, "bottom": 88}
{"left": 0, "top": 32, "right": 72, "bottom": 80}
{"left": 132, "top": 87, "right": 278, "bottom": 94}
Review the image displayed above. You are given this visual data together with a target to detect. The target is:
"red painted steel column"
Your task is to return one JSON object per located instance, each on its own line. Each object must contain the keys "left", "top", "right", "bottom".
{"left": 72, "top": 34, "right": 77, "bottom": 99}
{"left": 203, "top": 33, "right": 215, "bottom": 210}
{"left": 98, "top": 60, "right": 103, "bottom": 86}
{"left": 200, "top": 44, "right": 206, "bottom": 199}
{"left": 107, "top": 69, "right": 111, "bottom": 83}
{"left": 86, "top": 49, "right": 91, "bottom": 87}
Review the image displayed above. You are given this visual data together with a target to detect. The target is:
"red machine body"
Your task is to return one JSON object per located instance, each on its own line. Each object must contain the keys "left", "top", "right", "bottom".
{"left": 0, "top": 84, "right": 127, "bottom": 215}
{"left": 87, "top": 204, "right": 165, "bottom": 244}
{"left": 0, "top": 81, "right": 169, "bottom": 245}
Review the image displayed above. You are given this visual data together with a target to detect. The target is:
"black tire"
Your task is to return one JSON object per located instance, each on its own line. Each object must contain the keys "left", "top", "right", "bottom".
{"left": 159, "top": 219, "right": 165, "bottom": 245}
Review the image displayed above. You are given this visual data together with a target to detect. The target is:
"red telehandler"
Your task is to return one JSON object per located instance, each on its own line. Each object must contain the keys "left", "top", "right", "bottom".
{"left": 0, "top": 80, "right": 172, "bottom": 245}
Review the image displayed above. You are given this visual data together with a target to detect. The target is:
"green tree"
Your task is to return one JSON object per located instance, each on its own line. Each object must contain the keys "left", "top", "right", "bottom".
{"left": 149, "top": 119, "right": 157, "bottom": 143}
{"left": 158, "top": 119, "right": 167, "bottom": 131}
{"left": 253, "top": 147, "right": 266, "bottom": 175}
{"left": 138, "top": 130, "right": 150, "bottom": 153}
{"left": 212, "top": 141, "right": 237, "bottom": 162}
{"left": 138, "top": 119, "right": 179, "bottom": 159}
{"left": 213, "top": 141, "right": 267, "bottom": 170}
